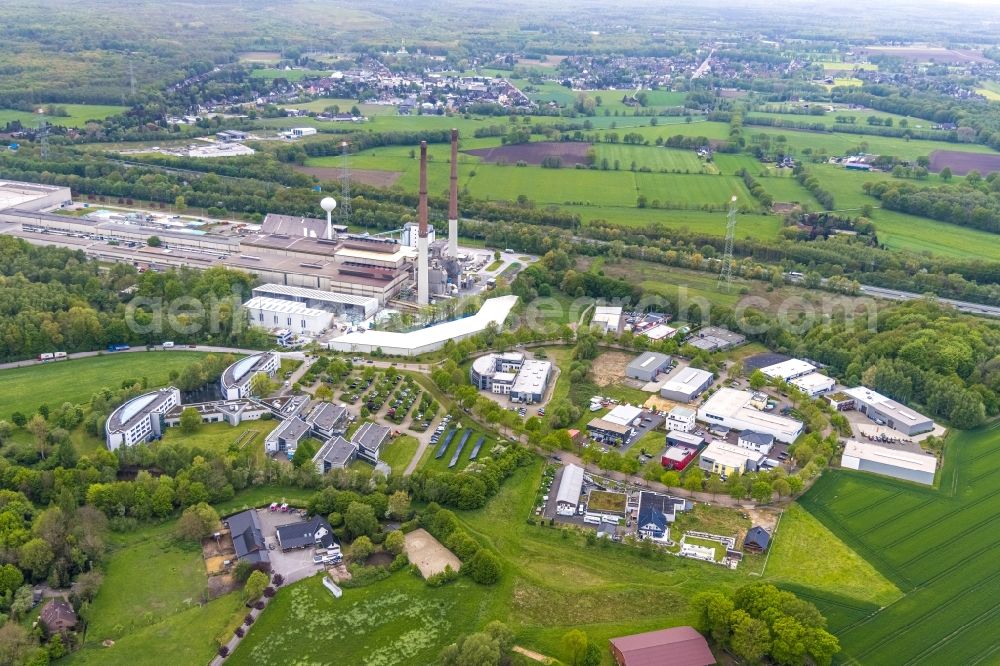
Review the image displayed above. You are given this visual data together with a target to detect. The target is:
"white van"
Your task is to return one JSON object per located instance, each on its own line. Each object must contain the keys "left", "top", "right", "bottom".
{"left": 162, "top": 341, "right": 175, "bottom": 348}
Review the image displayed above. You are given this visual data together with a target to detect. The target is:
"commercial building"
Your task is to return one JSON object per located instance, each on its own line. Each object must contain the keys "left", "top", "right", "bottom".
{"left": 736, "top": 431, "right": 775, "bottom": 455}
{"left": 260, "top": 213, "right": 346, "bottom": 238}
{"left": 251, "top": 283, "right": 379, "bottom": 321}
{"left": 660, "top": 367, "right": 714, "bottom": 403}
{"left": 220, "top": 352, "right": 280, "bottom": 400}
{"left": 666, "top": 430, "right": 704, "bottom": 449}
{"left": 759, "top": 358, "right": 816, "bottom": 382}
{"left": 224, "top": 510, "right": 270, "bottom": 567}
{"left": 686, "top": 326, "right": 745, "bottom": 352}
{"left": 841, "top": 440, "right": 937, "bottom": 485}
{"left": 790, "top": 372, "right": 836, "bottom": 397}
{"left": 591, "top": 306, "right": 624, "bottom": 335}
{"left": 244, "top": 296, "right": 334, "bottom": 336}
{"left": 609, "top": 626, "right": 715, "bottom": 666}
{"left": 586, "top": 417, "right": 631, "bottom": 446}
{"left": 555, "top": 464, "right": 585, "bottom": 515}
{"left": 699, "top": 440, "right": 765, "bottom": 476}
{"left": 353, "top": 421, "right": 391, "bottom": 462}
{"left": 330, "top": 295, "right": 518, "bottom": 356}
{"left": 264, "top": 416, "right": 311, "bottom": 455}
{"left": 105, "top": 387, "right": 181, "bottom": 450}
{"left": 626, "top": 352, "right": 672, "bottom": 382}
{"left": 842, "top": 387, "right": 934, "bottom": 436}
{"left": 510, "top": 359, "right": 553, "bottom": 404}
{"left": 662, "top": 442, "right": 700, "bottom": 471}
{"left": 313, "top": 436, "right": 357, "bottom": 473}
{"left": 163, "top": 398, "right": 269, "bottom": 428}
{"left": 698, "top": 388, "right": 804, "bottom": 443}
{"left": 666, "top": 406, "right": 697, "bottom": 433}
{"left": 304, "top": 402, "right": 348, "bottom": 439}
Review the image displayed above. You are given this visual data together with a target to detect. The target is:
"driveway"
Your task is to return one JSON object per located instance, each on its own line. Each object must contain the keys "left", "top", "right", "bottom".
{"left": 255, "top": 509, "right": 326, "bottom": 584}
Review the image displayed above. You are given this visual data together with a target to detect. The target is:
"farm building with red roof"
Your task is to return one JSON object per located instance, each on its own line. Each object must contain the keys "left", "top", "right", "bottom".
{"left": 609, "top": 626, "right": 715, "bottom": 666}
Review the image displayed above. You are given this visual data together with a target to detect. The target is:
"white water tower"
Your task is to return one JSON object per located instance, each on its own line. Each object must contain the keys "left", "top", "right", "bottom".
{"left": 320, "top": 196, "right": 337, "bottom": 239}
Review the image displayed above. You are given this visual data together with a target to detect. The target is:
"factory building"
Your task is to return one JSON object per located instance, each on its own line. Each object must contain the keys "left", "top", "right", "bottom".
{"left": 251, "top": 283, "right": 379, "bottom": 321}
{"left": 329, "top": 295, "right": 518, "bottom": 356}
{"left": 697, "top": 388, "right": 804, "bottom": 444}
{"left": 660, "top": 367, "right": 714, "bottom": 403}
{"left": 841, "top": 387, "right": 934, "bottom": 436}
{"left": 243, "top": 297, "right": 334, "bottom": 336}
{"left": 841, "top": 440, "right": 937, "bottom": 485}
{"left": 470, "top": 352, "right": 551, "bottom": 402}
{"left": 626, "top": 352, "right": 672, "bottom": 382}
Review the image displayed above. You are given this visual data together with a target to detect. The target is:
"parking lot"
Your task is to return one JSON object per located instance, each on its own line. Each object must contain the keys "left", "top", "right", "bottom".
{"left": 255, "top": 508, "right": 327, "bottom": 584}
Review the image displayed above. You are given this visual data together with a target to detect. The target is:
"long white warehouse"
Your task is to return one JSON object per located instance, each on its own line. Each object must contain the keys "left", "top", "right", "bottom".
{"left": 328, "top": 295, "right": 518, "bottom": 356}
{"left": 841, "top": 439, "right": 937, "bottom": 486}
{"left": 697, "top": 387, "right": 804, "bottom": 443}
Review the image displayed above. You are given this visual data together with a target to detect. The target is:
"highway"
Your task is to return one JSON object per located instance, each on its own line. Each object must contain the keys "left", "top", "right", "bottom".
{"left": 856, "top": 285, "right": 1000, "bottom": 318}
{"left": 785, "top": 273, "right": 1000, "bottom": 318}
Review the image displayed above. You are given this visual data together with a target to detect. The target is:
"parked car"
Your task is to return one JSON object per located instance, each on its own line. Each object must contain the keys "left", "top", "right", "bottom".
{"left": 312, "top": 554, "right": 325, "bottom": 564}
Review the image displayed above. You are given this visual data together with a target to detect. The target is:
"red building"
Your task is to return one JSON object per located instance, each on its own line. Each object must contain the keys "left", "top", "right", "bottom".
{"left": 609, "top": 626, "right": 715, "bottom": 666}
{"left": 661, "top": 444, "right": 699, "bottom": 471}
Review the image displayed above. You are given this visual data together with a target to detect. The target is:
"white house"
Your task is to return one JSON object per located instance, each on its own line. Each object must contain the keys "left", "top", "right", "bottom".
{"left": 666, "top": 406, "right": 697, "bottom": 433}
{"left": 736, "top": 431, "right": 774, "bottom": 455}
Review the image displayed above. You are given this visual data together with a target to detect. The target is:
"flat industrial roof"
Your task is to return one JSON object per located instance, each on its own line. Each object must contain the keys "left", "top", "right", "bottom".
{"left": 662, "top": 367, "right": 713, "bottom": 393}
{"left": 605, "top": 404, "right": 643, "bottom": 426}
{"left": 844, "top": 386, "right": 932, "bottom": 428}
{"left": 629, "top": 351, "right": 670, "bottom": 371}
{"left": 843, "top": 440, "right": 937, "bottom": 474}
{"left": 252, "top": 283, "right": 379, "bottom": 309}
{"left": 701, "top": 440, "right": 764, "bottom": 467}
{"left": 699, "top": 388, "right": 804, "bottom": 438}
{"left": 243, "top": 296, "right": 331, "bottom": 318}
{"left": 790, "top": 372, "right": 835, "bottom": 392}
{"left": 760, "top": 358, "right": 816, "bottom": 380}
{"left": 587, "top": 417, "right": 631, "bottom": 435}
{"left": 511, "top": 359, "right": 551, "bottom": 395}
{"left": 330, "top": 295, "right": 517, "bottom": 353}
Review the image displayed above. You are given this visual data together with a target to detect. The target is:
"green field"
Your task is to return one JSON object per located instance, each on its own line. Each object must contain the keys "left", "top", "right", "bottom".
{"left": 0, "top": 351, "right": 210, "bottom": 420}
{"left": 380, "top": 434, "right": 420, "bottom": 472}
{"left": 765, "top": 504, "right": 901, "bottom": 607}
{"left": 751, "top": 108, "right": 934, "bottom": 131}
{"left": 759, "top": 175, "right": 822, "bottom": 207}
{"left": 229, "top": 572, "right": 492, "bottom": 666}
{"left": 0, "top": 104, "right": 127, "bottom": 128}
{"left": 810, "top": 164, "right": 1000, "bottom": 261}
{"left": 800, "top": 425, "right": 1000, "bottom": 664}
{"left": 750, "top": 126, "right": 999, "bottom": 162}
{"left": 577, "top": 206, "right": 782, "bottom": 237}
{"left": 711, "top": 153, "right": 765, "bottom": 175}
{"left": 159, "top": 419, "right": 277, "bottom": 459}
{"left": 594, "top": 145, "right": 706, "bottom": 172}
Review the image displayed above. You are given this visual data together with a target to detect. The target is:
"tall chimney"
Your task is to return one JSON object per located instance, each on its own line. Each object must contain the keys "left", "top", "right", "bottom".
{"left": 448, "top": 128, "right": 459, "bottom": 258}
{"left": 416, "top": 141, "right": 429, "bottom": 305}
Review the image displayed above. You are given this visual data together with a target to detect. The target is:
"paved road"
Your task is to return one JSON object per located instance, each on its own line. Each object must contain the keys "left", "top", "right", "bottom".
{"left": 0, "top": 345, "right": 303, "bottom": 372}
{"left": 786, "top": 273, "right": 1000, "bottom": 318}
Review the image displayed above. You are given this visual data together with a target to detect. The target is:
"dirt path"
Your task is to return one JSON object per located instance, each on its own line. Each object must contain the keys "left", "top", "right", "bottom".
{"left": 513, "top": 646, "right": 555, "bottom": 664}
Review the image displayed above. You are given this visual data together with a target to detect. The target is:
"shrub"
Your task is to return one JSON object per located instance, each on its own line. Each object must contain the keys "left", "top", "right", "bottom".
{"left": 271, "top": 573, "right": 284, "bottom": 587}
{"left": 466, "top": 549, "right": 502, "bottom": 585}
{"left": 234, "top": 627, "right": 244, "bottom": 638}
{"left": 254, "top": 600, "right": 265, "bottom": 610}
{"left": 244, "top": 614, "right": 254, "bottom": 626}
{"left": 263, "top": 586, "right": 276, "bottom": 598}
{"left": 218, "top": 646, "right": 229, "bottom": 658}
{"left": 426, "top": 565, "right": 461, "bottom": 588}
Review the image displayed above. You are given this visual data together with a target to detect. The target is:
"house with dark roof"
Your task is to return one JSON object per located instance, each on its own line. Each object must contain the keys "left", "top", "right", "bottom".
{"left": 736, "top": 431, "right": 775, "bottom": 455}
{"left": 743, "top": 526, "right": 771, "bottom": 553}
{"left": 224, "top": 510, "right": 270, "bottom": 566}
{"left": 352, "top": 422, "right": 391, "bottom": 463}
{"left": 264, "top": 416, "right": 311, "bottom": 455}
{"left": 40, "top": 599, "right": 77, "bottom": 635}
{"left": 609, "top": 626, "right": 715, "bottom": 666}
{"left": 636, "top": 492, "right": 688, "bottom": 542}
{"left": 275, "top": 516, "right": 337, "bottom": 551}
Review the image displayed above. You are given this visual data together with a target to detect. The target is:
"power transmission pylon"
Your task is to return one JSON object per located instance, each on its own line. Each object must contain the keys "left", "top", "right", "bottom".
{"left": 129, "top": 60, "right": 136, "bottom": 98}
{"left": 717, "top": 196, "right": 738, "bottom": 292}
{"left": 340, "top": 141, "right": 352, "bottom": 225}
{"left": 37, "top": 120, "right": 49, "bottom": 160}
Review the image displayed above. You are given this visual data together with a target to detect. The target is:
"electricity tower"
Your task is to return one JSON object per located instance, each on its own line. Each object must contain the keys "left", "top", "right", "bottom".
{"left": 717, "top": 196, "right": 738, "bottom": 292}
{"left": 37, "top": 120, "right": 50, "bottom": 160}
{"left": 340, "top": 141, "right": 352, "bottom": 225}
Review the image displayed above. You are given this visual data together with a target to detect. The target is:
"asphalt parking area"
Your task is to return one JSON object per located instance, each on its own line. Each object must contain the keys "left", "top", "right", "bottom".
{"left": 255, "top": 509, "right": 326, "bottom": 584}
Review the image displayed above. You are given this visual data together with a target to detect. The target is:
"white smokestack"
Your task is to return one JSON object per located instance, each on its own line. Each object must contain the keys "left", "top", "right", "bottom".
{"left": 417, "top": 141, "right": 429, "bottom": 305}
{"left": 448, "top": 128, "right": 459, "bottom": 258}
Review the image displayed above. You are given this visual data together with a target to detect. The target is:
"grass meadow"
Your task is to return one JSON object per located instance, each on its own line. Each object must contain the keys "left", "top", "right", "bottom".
{"left": 0, "top": 351, "right": 209, "bottom": 420}
{"left": 799, "top": 425, "right": 1000, "bottom": 664}
{"left": 0, "top": 104, "right": 126, "bottom": 128}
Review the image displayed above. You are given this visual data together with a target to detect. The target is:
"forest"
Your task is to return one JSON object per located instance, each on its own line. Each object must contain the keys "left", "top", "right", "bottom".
{"left": 0, "top": 237, "right": 269, "bottom": 362}
{"left": 867, "top": 174, "right": 1000, "bottom": 234}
